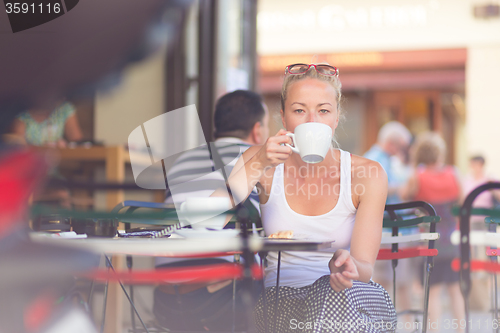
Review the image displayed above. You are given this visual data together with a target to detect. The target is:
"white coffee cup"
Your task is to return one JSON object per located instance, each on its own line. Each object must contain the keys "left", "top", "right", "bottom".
{"left": 178, "top": 197, "right": 231, "bottom": 230}
{"left": 285, "top": 122, "right": 332, "bottom": 163}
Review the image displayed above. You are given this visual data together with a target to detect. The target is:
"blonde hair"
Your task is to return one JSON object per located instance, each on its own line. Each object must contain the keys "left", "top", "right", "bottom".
{"left": 412, "top": 132, "right": 446, "bottom": 166}
{"left": 280, "top": 65, "right": 343, "bottom": 150}
{"left": 280, "top": 66, "right": 342, "bottom": 114}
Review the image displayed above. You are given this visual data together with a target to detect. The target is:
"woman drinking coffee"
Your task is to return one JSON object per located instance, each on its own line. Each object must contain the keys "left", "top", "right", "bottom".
{"left": 225, "top": 63, "right": 396, "bottom": 332}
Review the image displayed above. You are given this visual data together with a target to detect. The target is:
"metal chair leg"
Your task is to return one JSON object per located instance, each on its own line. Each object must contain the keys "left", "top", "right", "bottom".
{"left": 494, "top": 261, "right": 499, "bottom": 333}
{"left": 232, "top": 253, "right": 240, "bottom": 333}
{"left": 100, "top": 259, "right": 110, "bottom": 333}
{"left": 86, "top": 279, "right": 95, "bottom": 322}
{"left": 260, "top": 254, "right": 268, "bottom": 333}
{"left": 392, "top": 259, "right": 397, "bottom": 309}
{"left": 465, "top": 297, "right": 470, "bottom": 333}
{"left": 490, "top": 271, "right": 496, "bottom": 332}
{"left": 104, "top": 255, "right": 150, "bottom": 333}
{"left": 487, "top": 223, "right": 499, "bottom": 333}
{"left": 126, "top": 255, "right": 137, "bottom": 333}
{"left": 274, "top": 251, "right": 281, "bottom": 332}
{"left": 422, "top": 257, "right": 433, "bottom": 333}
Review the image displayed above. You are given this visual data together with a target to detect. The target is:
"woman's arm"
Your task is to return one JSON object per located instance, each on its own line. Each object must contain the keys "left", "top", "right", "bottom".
{"left": 210, "top": 145, "right": 261, "bottom": 205}
{"left": 64, "top": 113, "right": 83, "bottom": 142}
{"left": 350, "top": 161, "right": 388, "bottom": 281}
{"left": 11, "top": 118, "right": 26, "bottom": 139}
{"left": 329, "top": 160, "right": 388, "bottom": 291}
{"left": 216, "top": 129, "right": 292, "bottom": 205}
{"left": 211, "top": 130, "right": 292, "bottom": 225}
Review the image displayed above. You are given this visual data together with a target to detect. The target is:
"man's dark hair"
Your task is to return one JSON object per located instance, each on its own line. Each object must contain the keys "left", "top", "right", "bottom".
{"left": 470, "top": 155, "right": 485, "bottom": 165}
{"left": 213, "top": 90, "right": 265, "bottom": 139}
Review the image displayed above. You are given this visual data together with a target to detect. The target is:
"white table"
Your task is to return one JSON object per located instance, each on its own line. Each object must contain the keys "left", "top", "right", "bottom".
{"left": 29, "top": 233, "right": 333, "bottom": 333}
{"left": 29, "top": 234, "right": 334, "bottom": 257}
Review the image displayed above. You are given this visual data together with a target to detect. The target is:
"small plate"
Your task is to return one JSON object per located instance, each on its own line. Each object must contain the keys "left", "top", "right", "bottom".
{"left": 174, "top": 229, "right": 240, "bottom": 238}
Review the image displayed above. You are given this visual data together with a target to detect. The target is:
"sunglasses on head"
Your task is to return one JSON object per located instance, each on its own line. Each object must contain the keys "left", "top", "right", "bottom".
{"left": 285, "top": 63, "right": 339, "bottom": 77}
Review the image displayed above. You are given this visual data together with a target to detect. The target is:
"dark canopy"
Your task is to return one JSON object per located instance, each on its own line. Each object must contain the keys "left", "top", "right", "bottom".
{"left": 0, "top": 0, "right": 191, "bottom": 134}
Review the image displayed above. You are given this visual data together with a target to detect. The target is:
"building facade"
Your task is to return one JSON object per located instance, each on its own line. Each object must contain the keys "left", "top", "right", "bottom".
{"left": 257, "top": 0, "right": 500, "bottom": 175}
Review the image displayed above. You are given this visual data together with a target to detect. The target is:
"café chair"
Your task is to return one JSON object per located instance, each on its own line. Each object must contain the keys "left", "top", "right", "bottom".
{"left": 85, "top": 200, "right": 261, "bottom": 333}
{"left": 378, "top": 201, "right": 440, "bottom": 333}
{"left": 81, "top": 201, "right": 178, "bottom": 332}
{"left": 84, "top": 258, "right": 263, "bottom": 333}
{"left": 454, "top": 182, "right": 500, "bottom": 333}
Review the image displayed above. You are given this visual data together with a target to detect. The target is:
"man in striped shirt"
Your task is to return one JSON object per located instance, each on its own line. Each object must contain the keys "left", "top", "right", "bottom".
{"left": 154, "top": 90, "right": 269, "bottom": 331}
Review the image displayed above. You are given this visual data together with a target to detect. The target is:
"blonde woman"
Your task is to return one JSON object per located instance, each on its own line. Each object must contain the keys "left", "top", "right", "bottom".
{"left": 226, "top": 64, "right": 396, "bottom": 332}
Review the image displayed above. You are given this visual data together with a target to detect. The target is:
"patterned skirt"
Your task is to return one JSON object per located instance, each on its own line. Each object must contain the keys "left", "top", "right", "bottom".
{"left": 255, "top": 275, "right": 396, "bottom": 333}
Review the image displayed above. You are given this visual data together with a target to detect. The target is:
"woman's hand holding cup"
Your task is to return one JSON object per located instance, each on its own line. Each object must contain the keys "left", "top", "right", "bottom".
{"left": 255, "top": 129, "right": 293, "bottom": 169}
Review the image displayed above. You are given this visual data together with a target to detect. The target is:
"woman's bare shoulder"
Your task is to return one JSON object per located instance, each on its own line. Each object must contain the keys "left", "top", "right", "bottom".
{"left": 242, "top": 145, "right": 261, "bottom": 159}
{"left": 350, "top": 154, "right": 387, "bottom": 182}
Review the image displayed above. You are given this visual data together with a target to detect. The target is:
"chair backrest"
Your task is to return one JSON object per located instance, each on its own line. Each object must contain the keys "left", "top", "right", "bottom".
{"left": 456, "top": 181, "right": 500, "bottom": 330}
{"left": 379, "top": 201, "right": 440, "bottom": 261}
{"left": 378, "top": 200, "right": 440, "bottom": 331}
{"left": 458, "top": 182, "right": 500, "bottom": 298}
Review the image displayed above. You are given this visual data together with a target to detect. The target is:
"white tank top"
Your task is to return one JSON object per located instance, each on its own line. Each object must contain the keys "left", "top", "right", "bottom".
{"left": 261, "top": 149, "right": 357, "bottom": 288}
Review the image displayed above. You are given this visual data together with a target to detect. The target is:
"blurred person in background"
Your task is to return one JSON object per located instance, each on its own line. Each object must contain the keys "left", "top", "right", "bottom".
{"left": 154, "top": 90, "right": 269, "bottom": 332}
{"left": 364, "top": 121, "right": 412, "bottom": 204}
{"left": 463, "top": 155, "right": 500, "bottom": 229}
{"left": 364, "top": 121, "right": 417, "bottom": 322}
{"left": 164, "top": 90, "right": 268, "bottom": 206}
{"left": 8, "top": 101, "right": 83, "bottom": 209}
{"left": 11, "top": 101, "right": 83, "bottom": 147}
{"left": 402, "top": 132, "right": 464, "bottom": 332}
